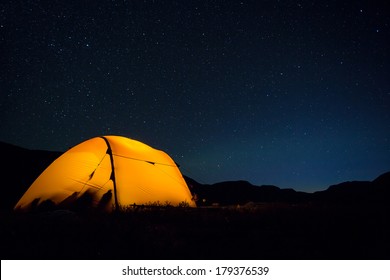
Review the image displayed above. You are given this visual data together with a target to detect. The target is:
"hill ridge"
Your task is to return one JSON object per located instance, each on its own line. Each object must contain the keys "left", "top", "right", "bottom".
{"left": 0, "top": 141, "right": 389, "bottom": 209}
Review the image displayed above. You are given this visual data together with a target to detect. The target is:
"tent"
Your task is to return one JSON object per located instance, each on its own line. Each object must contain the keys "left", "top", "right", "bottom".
{"left": 14, "top": 135, "right": 196, "bottom": 211}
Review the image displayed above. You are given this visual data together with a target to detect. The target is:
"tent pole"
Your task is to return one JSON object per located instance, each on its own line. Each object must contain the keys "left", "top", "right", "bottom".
{"left": 100, "top": 136, "right": 119, "bottom": 211}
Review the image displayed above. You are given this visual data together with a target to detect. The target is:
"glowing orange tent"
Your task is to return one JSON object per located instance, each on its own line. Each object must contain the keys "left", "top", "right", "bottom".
{"left": 15, "top": 135, "right": 195, "bottom": 211}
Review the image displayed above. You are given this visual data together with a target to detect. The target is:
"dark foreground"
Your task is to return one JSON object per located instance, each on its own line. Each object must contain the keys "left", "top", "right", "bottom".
{"left": 1, "top": 202, "right": 389, "bottom": 260}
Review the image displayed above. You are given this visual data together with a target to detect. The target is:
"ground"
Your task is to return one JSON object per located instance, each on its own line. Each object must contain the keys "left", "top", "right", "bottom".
{"left": 1, "top": 202, "right": 389, "bottom": 260}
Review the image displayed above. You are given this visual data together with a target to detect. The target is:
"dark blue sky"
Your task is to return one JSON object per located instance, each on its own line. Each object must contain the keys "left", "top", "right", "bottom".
{"left": 1, "top": 0, "right": 389, "bottom": 192}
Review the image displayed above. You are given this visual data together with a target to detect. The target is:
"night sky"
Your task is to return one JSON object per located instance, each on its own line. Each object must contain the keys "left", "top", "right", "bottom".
{"left": 1, "top": 0, "right": 389, "bottom": 192}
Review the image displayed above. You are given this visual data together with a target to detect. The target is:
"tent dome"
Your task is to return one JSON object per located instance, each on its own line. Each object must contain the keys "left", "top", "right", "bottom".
{"left": 15, "top": 135, "right": 195, "bottom": 211}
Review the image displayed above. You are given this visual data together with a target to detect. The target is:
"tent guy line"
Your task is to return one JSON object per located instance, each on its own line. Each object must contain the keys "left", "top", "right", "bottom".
{"left": 112, "top": 153, "right": 179, "bottom": 167}
{"left": 71, "top": 178, "right": 106, "bottom": 191}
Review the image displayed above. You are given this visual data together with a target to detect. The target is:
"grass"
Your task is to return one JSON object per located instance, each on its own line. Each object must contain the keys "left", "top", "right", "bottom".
{"left": 1, "top": 202, "right": 389, "bottom": 260}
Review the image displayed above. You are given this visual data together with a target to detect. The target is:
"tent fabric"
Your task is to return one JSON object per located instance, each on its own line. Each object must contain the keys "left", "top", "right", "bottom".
{"left": 15, "top": 135, "right": 195, "bottom": 211}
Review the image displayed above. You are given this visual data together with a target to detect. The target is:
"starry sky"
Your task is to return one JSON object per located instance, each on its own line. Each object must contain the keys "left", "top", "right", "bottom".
{"left": 1, "top": 0, "right": 389, "bottom": 192}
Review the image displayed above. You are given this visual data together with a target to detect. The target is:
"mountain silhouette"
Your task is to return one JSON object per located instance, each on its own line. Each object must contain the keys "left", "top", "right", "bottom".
{"left": 373, "top": 171, "right": 390, "bottom": 193}
{"left": 0, "top": 141, "right": 62, "bottom": 210}
{"left": 187, "top": 174, "right": 390, "bottom": 206}
{"left": 186, "top": 177, "right": 310, "bottom": 205}
{"left": 0, "top": 141, "right": 389, "bottom": 210}
{"left": 312, "top": 171, "right": 390, "bottom": 204}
